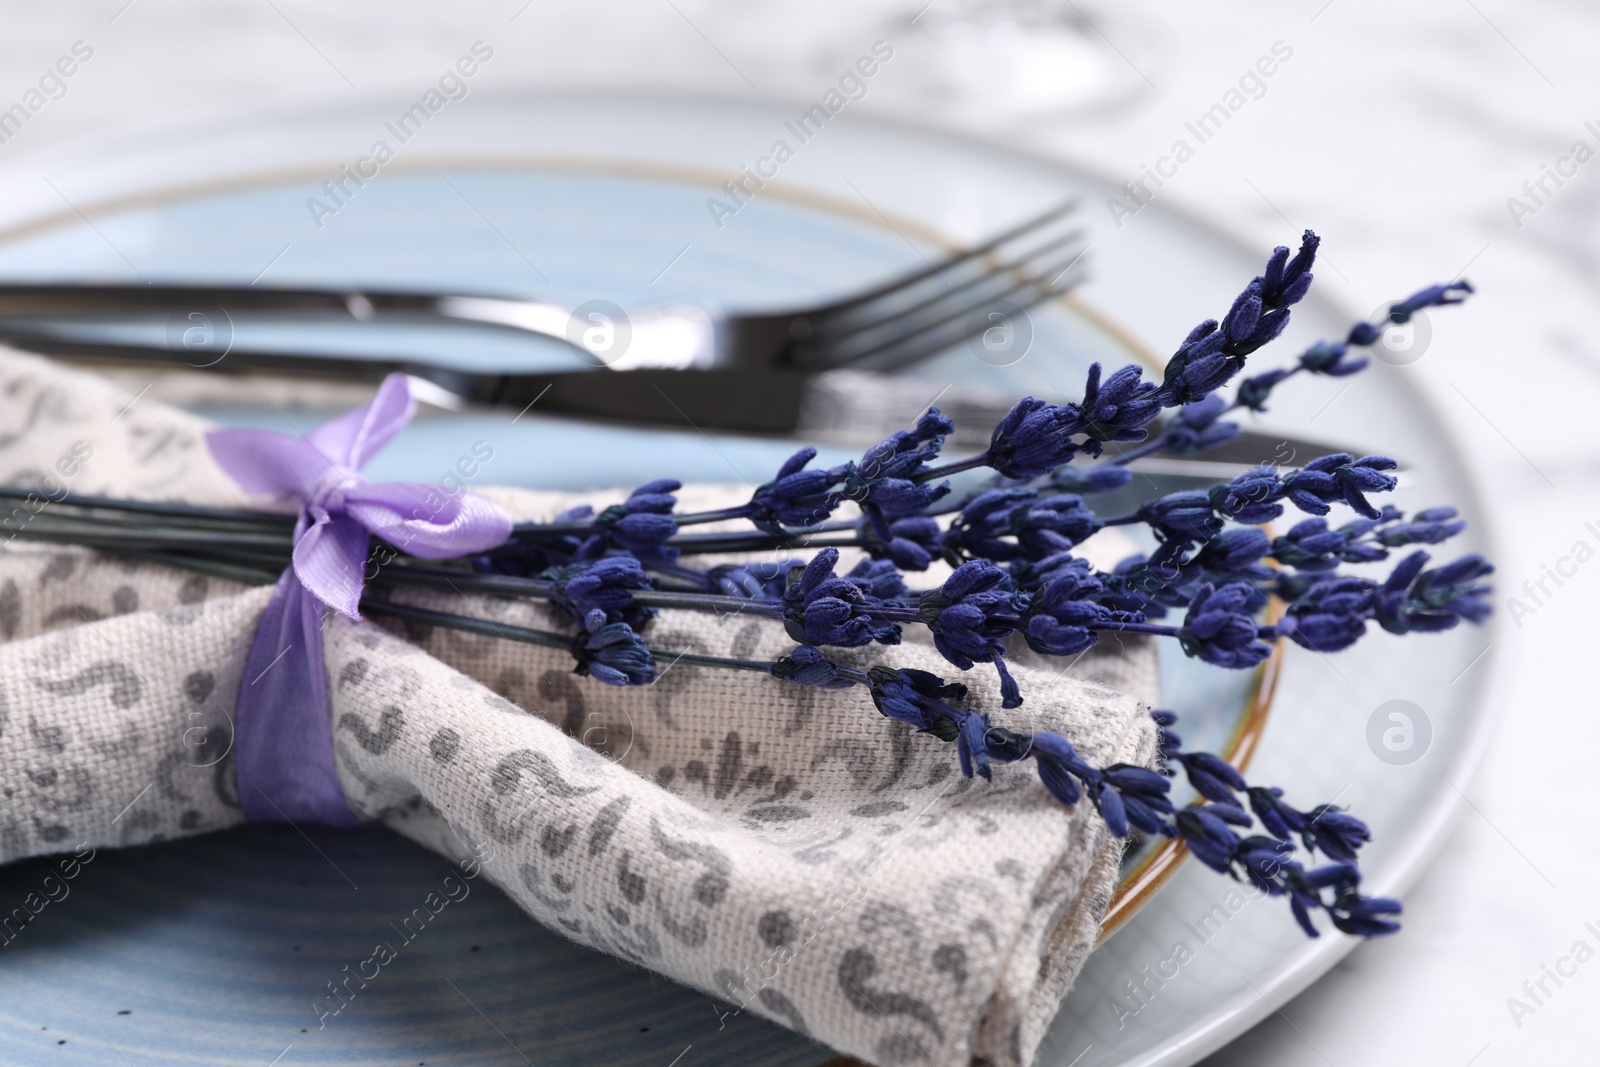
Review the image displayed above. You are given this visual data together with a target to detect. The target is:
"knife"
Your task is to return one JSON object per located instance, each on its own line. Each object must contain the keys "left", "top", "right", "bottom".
{"left": 0, "top": 324, "right": 1379, "bottom": 475}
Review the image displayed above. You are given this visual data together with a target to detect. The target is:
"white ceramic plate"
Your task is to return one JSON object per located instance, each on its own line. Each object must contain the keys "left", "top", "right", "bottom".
{"left": 0, "top": 94, "right": 1504, "bottom": 1067}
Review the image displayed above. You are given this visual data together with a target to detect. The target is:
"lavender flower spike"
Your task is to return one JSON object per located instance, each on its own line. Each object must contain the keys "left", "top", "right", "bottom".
{"left": 982, "top": 397, "right": 1084, "bottom": 480}
{"left": 1021, "top": 570, "right": 1116, "bottom": 657}
{"left": 1375, "top": 551, "right": 1494, "bottom": 634}
{"left": 571, "top": 610, "right": 656, "bottom": 686}
{"left": 1177, "top": 582, "right": 1274, "bottom": 668}
{"left": 782, "top": 547, "right": 901, "bottom": 648}
{"left": 1076, "top": 361, "right": 1163, "bottom": 456}
{"left": 770, "top": 645, "right": 860, "bottom": 689}
{"left": 584, "top": 479, "right": 681, "bottom": 563}
{"left": 1281, "top": 454, "right": 1398, "bottom": 519}
{"left": 750, "top": 447, "right": 847, "bottom": 532}
{"left": 1388, "top": 280, "right": 1473, "bottom": 323}
{"left": 841, "top": 408, "right": 954, "bottom": 538}
{"left": 550, "top": 556, "right": 654, "bottom": 627}
{"left": 918, "top": 560, "right": 1025, "bottom": 707}
{"left": 1155, "top": 231, "right": 1319, "bottom": 406}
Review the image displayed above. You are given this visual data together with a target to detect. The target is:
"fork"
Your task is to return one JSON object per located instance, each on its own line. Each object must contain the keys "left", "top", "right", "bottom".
{"left": 0, "top": 200, "right": 1085, "bottom": 376}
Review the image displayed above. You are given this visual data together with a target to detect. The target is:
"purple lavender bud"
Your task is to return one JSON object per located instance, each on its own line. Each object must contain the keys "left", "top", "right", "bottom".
{"left": 1375, "top": 551, "right": 1493, "bottom": 634}
{"left": 1175, "top": 803, "right": 1250, "bottom": 872}
{"left": 842, "top": 409, "right": 954, "bottom": 536}
{"left": 1346, "top": 321, "right": 1381, "bottom": 346}
{"left": 1021, "top": 569, "right": 1117, "bottom": 657}
{"left": 1193, "top": 527, "right": 1273, "bottom": 584}
{"left": 860, "top": 514, "right": 945, "bottom": 571}
{"left": 550, "top": 556, "right": 654, "bottom": 626}
{"left": 1235, "top": 836, "right": 1297, "bottom": 897}
{"left": 1098, "top": 763, "right": 1175, "bottom": 836}
{"left": 1176, "top": 750, "right": 1247, "bottom": 804}
{"left": 1376, "top": 509, "right": 1466, "bottom": 546}
{"left": 845, "top": 556, "right": 910, "bottom": 601}
{"left": 1223, "top": 282, "right": 1264, "bottom": 341}
{"left": 984, "top": 397, "right": 1084, "bottom": 479}
{"left": 1016, "top": 494, "right": 1105, "bottom": 559}
{"left": 947, "top": 488, "right": 1037, "bottom": 563}
{"left": 866, "top": 665, "right": 967, "bottom": 741}
{"left": 1328, "top": 890, "right": 1402, "bottom": 937}
{"left": 571, "top": 611, "right": 656, "bottom": 685}
{"left": 1282, "top": 454, "right": 1398, "bottom": 519}
{"left": 1024, "top": 730, "right": 1103, "bottom": 809}
{"left": 1388, "top": 280, "right": 1473, "bottom": 324}
{"left": 782, "top": 547, "right": 901, "bottom": 647}
{"left": 707, "top": 560, "right": 796, "bottom": 599}
{"left": 588, "top": 479, "right": 682, "bottom": 562}
{"left": 770, "top": 645, "right": 857, "bottom": 689}
{"left": 750, "top": 447, "right": 847, "bottom": 531}
{"left": 1248, "top": 786, "right": 1309, "bottom": 841}
{"left": 1137, "top": 489, "right": 1225, "bottom": 543}
{"left": 1302, "top": 805, "right": 1371, "bottom": 862}
{"left": 1298, "top": 339, "right": 1368, "bottom": 378}
{"left": 1271, "top": 517, "right": 1347, "bottom": 571}
{"left": 956, "top": 708, "right": 993, "bottom": 780}
{"left": 1236, "top": 368, "right": 1293, "bottom": 413}
{"left": 918, "top": 561, "right": 1024, "bottom": 706}
{"left": 1284, "top": 575, "right": 1377, "bottom": 653}
{"left": 1077, "top": 362, "right": 1163, "bottom": 454}
{"left": 1178, "top": 582, "right": 1273, "bottom": 669}
{"left": 1211, "top": 467, "right": 1286, "bottom": 525}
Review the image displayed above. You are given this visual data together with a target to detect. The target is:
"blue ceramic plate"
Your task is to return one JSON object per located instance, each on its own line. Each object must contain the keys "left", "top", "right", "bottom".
{"left": 0, "top": 94, "right": 1486, "bottom": 1067}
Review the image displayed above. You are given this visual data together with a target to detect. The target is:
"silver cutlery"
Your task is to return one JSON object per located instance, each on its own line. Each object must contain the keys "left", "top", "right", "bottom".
{"left": 0, "top": 200, "right": 1085, "bottom": 376}
{"left": 0, "top": 195, "right": 1384, "bottom": 472}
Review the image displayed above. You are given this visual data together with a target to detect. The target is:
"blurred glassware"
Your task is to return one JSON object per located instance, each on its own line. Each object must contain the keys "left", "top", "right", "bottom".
{"left": 880, "top": 0, "right": 1157, "bottom": 120}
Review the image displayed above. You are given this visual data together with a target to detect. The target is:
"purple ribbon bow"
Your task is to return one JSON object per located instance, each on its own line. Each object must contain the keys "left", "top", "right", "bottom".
{"left": 207, "top": 374, "right": 512, "bottom": 825}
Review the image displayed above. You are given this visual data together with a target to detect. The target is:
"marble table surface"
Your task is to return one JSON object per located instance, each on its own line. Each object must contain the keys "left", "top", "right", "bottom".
{"left": 0, "top": 1, "right": 1593, "bottom": 1063}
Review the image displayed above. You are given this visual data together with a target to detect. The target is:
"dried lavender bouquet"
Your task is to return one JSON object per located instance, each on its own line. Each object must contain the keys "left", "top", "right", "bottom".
{"left": 6, "top": 231, "right": 1488, "bottom": 943}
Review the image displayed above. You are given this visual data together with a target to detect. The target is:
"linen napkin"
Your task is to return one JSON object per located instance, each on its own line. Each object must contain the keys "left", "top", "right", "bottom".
{"left": 0, "top": 349, "right": 1158, "bottom": 1067}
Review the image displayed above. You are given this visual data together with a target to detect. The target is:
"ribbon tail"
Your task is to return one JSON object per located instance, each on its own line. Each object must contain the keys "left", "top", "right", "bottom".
{"left": 236, "top": 571, "right": 364, "bottom": 827}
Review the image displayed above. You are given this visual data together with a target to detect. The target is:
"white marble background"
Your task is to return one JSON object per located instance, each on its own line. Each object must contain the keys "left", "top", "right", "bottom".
{"left": 0, "top": 1, "right": 1593, "bottom": 1064}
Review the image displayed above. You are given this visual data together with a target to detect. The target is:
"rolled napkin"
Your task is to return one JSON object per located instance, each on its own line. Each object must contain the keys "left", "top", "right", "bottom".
{"left": 0, "top": 349, "right": 1157, "bottom": 1067}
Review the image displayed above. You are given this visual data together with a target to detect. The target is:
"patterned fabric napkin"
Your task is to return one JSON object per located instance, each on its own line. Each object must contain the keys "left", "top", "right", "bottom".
{"left": 0, "top": 350, "right": 1158, "bottom": 1067}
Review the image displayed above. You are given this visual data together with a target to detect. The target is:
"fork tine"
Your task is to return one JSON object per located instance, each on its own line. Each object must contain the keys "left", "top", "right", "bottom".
{"left": 829, "top": 242, "right": 1087, "bottom": 366}
{"left": 856, "top": 272, "right": 1088, "bottom": 375}
{"left": 801, "top": 227, "right": 1086, "bottom": 348}
{"left": 806, "top": 240, "right": 1089, "bottom": 370}
{"left": 800, "top": 227, "right": 1088, "bottom": 355}
{"left": 803, "top": 198, "right": 1078, "bottom": 318}
{"left": 825, "top": 253, "right": 1090, "bottom": 373}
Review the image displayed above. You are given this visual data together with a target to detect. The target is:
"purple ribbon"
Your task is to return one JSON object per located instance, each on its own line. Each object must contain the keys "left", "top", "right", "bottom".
{"left": 207, "top": 374, "right": 512, "bottom": 825}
